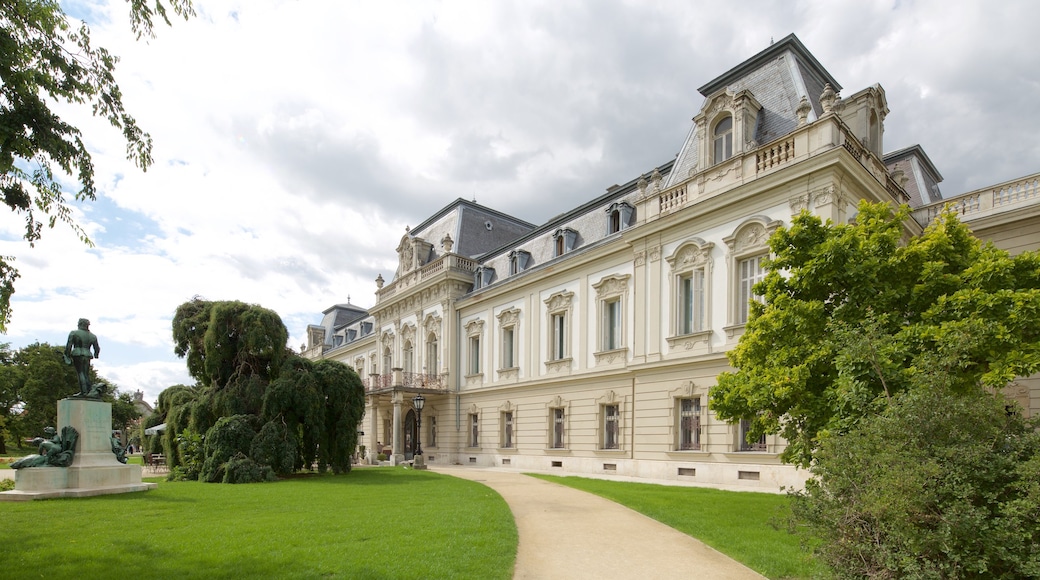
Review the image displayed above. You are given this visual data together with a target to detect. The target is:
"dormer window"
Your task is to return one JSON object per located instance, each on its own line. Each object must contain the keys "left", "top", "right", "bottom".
{"left": 509, "top": 250, "right": 531, "bottom": 275}
{"left": 553, "top": 228, "right": 578, "bottom": 257}
{"left": 606, "top": 202, "right": 634, "bottom": 234}
{"left": 474, "top": 266, "right": 495, "bottom": 289}
{"left": 713, "top": 116, "right": 733, "bottom": 164}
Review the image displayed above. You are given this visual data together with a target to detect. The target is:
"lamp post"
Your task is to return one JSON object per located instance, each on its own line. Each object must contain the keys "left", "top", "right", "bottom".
{"left": 412, "top": 394, "right": 427, "bottom": 469}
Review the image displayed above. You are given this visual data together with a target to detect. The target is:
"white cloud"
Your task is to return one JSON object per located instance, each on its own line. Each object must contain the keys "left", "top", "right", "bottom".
{"left": 5, "top": 0, "right": 1040, "bottom": 406}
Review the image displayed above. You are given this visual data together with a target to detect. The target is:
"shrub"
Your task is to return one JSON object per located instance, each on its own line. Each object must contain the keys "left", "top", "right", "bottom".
{"left": 0, "top": 478, "right": 13, "bottom": 491}
{"left": 223, "top": 452, "right": 275, "bottom": 484}
{"left": 791, "top": 385, "right": 1040, "bottom": 578}
{"left": 199, "top": 415, "right": 257, "bottom": 483}
{"left": 250, "top": 420, "right": 296, "bottom": 476}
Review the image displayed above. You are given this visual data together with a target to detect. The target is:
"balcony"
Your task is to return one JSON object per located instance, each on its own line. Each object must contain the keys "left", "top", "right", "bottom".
{"left": 640, "top": 114, "right": 906, "bottom": 221}
{"left": 912, "top": 171, "right": 1040, "bottom": 227}
{"left": 376, "top": 253, "right": 478, "bottom": 303}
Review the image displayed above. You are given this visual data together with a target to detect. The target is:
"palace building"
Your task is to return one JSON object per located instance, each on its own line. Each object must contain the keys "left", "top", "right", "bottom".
{"left": 302, "top": 34, "right": 1040, "bottom": 490}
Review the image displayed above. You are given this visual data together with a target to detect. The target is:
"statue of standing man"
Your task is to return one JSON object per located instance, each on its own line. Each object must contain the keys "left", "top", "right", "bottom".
{"left": 65, "top": 318, "right": 100, "bottom": 397}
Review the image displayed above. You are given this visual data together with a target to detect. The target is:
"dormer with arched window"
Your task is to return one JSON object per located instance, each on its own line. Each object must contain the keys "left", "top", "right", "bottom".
{"left": 553, "top": 228, "right": 579, "bottom": 257}
{"left": 694, "top": 89, "right": 762, "bottom": 170}
{"left": 606, "top": 202, "right": 634, "bottom": 234}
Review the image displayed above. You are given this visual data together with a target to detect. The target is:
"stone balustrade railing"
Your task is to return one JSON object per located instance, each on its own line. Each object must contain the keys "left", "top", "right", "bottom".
{"left": 912, "top": 171, "right": 1040, "bottom": 226}
{"left": 377, "top": 254, "right": 479, "bottom": 303}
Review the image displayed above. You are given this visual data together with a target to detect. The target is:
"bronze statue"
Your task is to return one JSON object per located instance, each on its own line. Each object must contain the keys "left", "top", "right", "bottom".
{"left": 65, "top": 318, "right": 101, "bottom": 397}
{"left": 111, "top": 431, "right": 127, "bottom": 464}
{"left": 11, "top": 426, "right": 79, "bottom": 468}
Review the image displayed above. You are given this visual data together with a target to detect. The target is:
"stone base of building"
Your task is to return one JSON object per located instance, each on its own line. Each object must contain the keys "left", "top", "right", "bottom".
{"left": 0, "top": 398, "right": 157, "bottom": 502}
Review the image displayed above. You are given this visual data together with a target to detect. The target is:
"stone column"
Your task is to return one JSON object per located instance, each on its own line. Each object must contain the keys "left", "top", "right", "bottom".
{"left": 368, "top": 396, "right": 379, "bottom": 464}
{"left": 391, "top": 392, "right": 404, "bottom": 465}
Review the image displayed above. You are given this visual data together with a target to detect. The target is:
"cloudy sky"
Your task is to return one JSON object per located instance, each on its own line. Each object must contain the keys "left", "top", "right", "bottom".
{"left": 3, "top": 0, "right": 1038, "bottom": 406}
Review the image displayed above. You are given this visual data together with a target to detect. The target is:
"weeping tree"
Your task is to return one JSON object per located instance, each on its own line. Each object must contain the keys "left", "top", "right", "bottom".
{"left": 262, "top": 357, "right": 366, "bottom": 475}
{"left": 165, "top": 298, "right": 364, "bottom": 481}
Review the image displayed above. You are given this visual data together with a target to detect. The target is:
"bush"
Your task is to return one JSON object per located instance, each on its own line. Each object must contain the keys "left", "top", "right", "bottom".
{"left": 250, "top": 420, "right": 296, "bottom": 476}
{"left": 791, "top": 385, "right": 1040, "bottom": 578}
{"left": 199, "top": 415, "right": 257, "bottom": 483}
{"left": 0, "top": 478, "right": 13, "bottom": 491}
{"left": 223, "top": 452, "right": 275, "bottom": 484}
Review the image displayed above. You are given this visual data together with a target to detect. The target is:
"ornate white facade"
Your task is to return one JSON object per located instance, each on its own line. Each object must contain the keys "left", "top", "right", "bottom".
{"left": 303, "top": 34, "right": 1040, "bottom": 491}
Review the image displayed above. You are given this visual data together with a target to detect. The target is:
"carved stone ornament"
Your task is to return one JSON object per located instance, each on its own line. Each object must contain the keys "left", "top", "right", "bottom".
{"left": 401, "top": 324, "right": 415, "bottom": 344}
{"left": 736, "top": 225, "right": 766, "bottom": 251}
{"left": 820, "top": 83, "right": 838, "bottom": 114}
{"left": 634, "top": 251, "right": 646, "bottom": 267}
{"left": 593, "top": 274, "right": 630, "bottom": 299}
{"left": 441, "top": 234, "right": 454, "bottom": 253}
{"left": 667, "top": 240, "right": 714, "bottom": 271}
{"left": 465, "top": 319, "right": 485, "bottom": 336}
{"left": 424, "top": 314, "right": 442, "bottom": 340}
{"left": 497, "top": 308, "right": 520, "bottom": 327}
{"left": 381, "top": 331, "right": 394, "bottom": 350}
{"left": 796, "top": 95, "right": 812, "bottom": 126}
{"left": 549, "top": 395, "right": 565, "bottom": 409}
{"left": 544, "top": 291, "right": 574, "bottom": 312}
{"left": 499, "top": 400, "right": 515, "bottom": 413}
{"left": 812, "top": 185, "right": 838, "bottom": 207}
{"left": 396, "top": 233, "right": 414, "bottom": 274}
{"left": 649, "top": 246, "right": 661, "bottom": 262}
{"left": 789, "top": 194, "right": 809, "bottom": 213}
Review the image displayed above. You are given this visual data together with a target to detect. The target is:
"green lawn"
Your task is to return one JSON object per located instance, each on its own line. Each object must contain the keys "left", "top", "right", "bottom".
{"left": 531, "top": 475, "right": 827, "bottom": 580}
{"left": 1, "top": 467, "right": 517, "bottom": 579}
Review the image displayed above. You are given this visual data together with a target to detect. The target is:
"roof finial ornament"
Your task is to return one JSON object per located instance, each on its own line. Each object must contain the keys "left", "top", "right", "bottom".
{"left": 820, "top": 83, "right": 839, "bottom": 114}
{"left": 770, "top": 36, "right": 774, "bottom": 45}
{"left": 796, "top": 95, "right": 812, "bottom": 127}
{"left": 347, "top": 294, "right": 351, "bottom": 304}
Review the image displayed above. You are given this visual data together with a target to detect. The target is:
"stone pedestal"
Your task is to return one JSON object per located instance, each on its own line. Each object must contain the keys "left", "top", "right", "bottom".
{"left": 0, "top": 398, "right": 157, "bottom": 501}
{"left": 413, "top": 455, "right": 427, "bottom": 470}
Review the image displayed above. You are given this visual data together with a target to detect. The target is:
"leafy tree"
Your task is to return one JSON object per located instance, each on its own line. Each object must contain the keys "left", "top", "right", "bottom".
{"left": 0, "top": 0, "right": 194, "bottom": 330}
{"left": 13, "top": 342, "right": 81, "bottom": 438}
{"left": 107, "top": 389, "right": 141, "bottom": 438}
{"left": 0, "top": 343, "right": 23, "bottom": 453}
{"left": 790, "top": 369, "right": 1040, "bottom": 578}
{"left": 314, "top": 359, "right": 365, "bottom": 474}
{"left": 710, "top": 202, "right": 1040, "bottom": 466}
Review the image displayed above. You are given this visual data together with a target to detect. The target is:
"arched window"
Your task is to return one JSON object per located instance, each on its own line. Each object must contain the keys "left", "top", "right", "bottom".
{"left": 382, "top": 347, "right": 392, "bottom": 374}
{"left": 713, "top": 116, "right": 733, "bottom": 164}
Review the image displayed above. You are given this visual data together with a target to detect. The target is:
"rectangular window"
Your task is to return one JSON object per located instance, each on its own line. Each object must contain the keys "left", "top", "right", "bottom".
{"left": 739, "top": 419, "right": 767, "bottom": 452}
{"left": 552, "top": 313, "right": 567, "bottom": 360}
{"left": 502, "top": 327, "right": 515, "bottom": 368}
{"left": 679, "top": 398, "right": 701, "bottom": 451}
{"left": 469, "top": 414, "right": 479, "bottom": 447}
{"left": 468, "top": 335, "right": 481, "bottom": 375}
{"left": 502, "top": 411, "right": 514, "bottom": 448}
{"left": 552, "top": 408, "right": 565, "bottom": 448}
{"left": 737, "top": 255, "right": 766, "bottom": 324}
{"left": 429, "top": 416, "right": 437, "bottom": 448}
{"left": 678, "top": 268, "right": 706, "bottom": 335}
{"left": 603, "top": 404, "right": 619, "bottom": 449}
{"left": 603, "top": 298, "right": 621, "bottom": 350}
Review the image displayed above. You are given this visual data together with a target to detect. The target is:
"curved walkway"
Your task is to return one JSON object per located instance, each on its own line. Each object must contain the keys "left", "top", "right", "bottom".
{"left": 432, "top": 466, "right": 765, "bottom": 580}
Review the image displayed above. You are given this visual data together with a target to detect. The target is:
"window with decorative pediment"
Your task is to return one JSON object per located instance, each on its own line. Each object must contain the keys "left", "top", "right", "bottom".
{"left": 724, "top": 217, "right": 781, "bottom": 331}
{"left": 694, "top": 89, "right": 762, "bottom": 171}
{"left": 596, "top": 390, "right": 624, "bottom": 451}
{"left": 497, "top": 308, "right": 520, "bottom": 374}
{"left": 593, "top": 275, "right": 630, "bottom": 360}
{"left": 670, "top": 382, "right": 705, "bottom": 452}
{"left": 423, "top": 314, "right": 441, "bottom": 380}
{"left": 667, "top": 239, "right": 715, "bottom": 340}
{"left": 465, "top": 320, "right": 485, "bottom": 381}
{"left": 544, "top": 291, "right": 574, "bottom": 369}
{"left": 499, "top": 401, "right": 516, "bottom": 449}
{"left": 547, "top": 395, "right": 568, "bottom": 449}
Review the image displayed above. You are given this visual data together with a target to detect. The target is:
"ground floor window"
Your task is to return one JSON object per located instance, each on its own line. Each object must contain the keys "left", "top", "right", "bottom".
{"left": 602, "top": 404, "right": 619, "bottom": 449}
{"left": 469, "top": 414, "right": 479, "bottom": 447}
{"left": 739, "top": 418, "right": 766, "bottom": 451}
{"left": 679, "top": 398, "right": 701, "bottom": 451}
{"left": 552, "top": 407, "right": 565, "bottom": 448}
{"left": 501, "top": 411, "right": 514, "bottom": 448}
